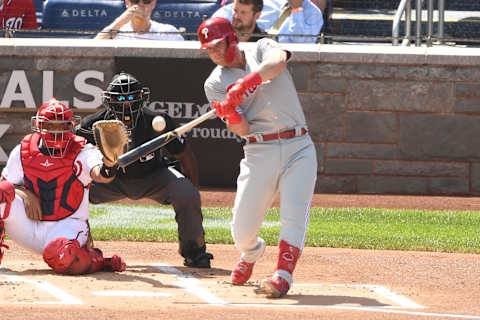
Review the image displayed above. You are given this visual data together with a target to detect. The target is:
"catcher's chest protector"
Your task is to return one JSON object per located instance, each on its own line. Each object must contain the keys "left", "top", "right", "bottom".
{"left": 21, "top": 133, "right": 86, "bottom": 221}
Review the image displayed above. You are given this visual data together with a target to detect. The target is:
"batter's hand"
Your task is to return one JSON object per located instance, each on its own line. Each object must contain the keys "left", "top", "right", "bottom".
{"left": 226, "top": 83, "right": 244, "bottom": 107}
{"left": 15, "top": 187, "right": 42, "bottom": 220}
{"left": 212, "top": 100, "right": 231, "bottom": 118}
{"left": 212, "top": 101, "right": 242, "bottom": 124}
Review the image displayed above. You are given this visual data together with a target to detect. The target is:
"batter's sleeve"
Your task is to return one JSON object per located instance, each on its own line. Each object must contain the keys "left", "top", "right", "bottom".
{"left": 204, "top": 67, "right": 227, "bottom": 103}
{"left": 256, "top": 38, "right": 292, "bottom": 63}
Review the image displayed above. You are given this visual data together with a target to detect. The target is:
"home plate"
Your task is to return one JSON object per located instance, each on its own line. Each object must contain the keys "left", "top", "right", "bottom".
{"left": 92, "top": 290, "right": 172, "bottom": 297}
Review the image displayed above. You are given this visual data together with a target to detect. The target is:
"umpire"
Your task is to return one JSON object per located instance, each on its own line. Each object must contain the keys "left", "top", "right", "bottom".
{"left": 76, "top": 72, "right": 213, "bottom": 268}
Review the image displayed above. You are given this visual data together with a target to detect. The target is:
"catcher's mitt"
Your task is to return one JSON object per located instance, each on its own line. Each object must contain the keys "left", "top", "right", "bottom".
{"left": 92, "top": 120, "right": 129, "bottom": 164}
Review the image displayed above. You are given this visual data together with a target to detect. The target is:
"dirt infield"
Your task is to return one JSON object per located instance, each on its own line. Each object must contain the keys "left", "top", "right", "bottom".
{"left": 1, "top": 191, "right": 480, "bottom": 320}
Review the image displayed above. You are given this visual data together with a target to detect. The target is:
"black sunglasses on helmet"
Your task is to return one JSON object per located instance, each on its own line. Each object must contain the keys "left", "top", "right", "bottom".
{"left": 130, "top": 0, "right": 153, "bottom": 4}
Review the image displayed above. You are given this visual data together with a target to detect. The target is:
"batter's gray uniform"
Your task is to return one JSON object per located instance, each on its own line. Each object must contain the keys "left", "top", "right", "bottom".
{"left": 204, "top": 38, "right": 317, "bottom": 263}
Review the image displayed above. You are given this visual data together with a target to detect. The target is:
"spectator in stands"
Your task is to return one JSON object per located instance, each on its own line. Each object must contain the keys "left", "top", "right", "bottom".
{"left": 231, "top": 0, "right": 267, "bottom": 42}
{"left": 0, "top": 0, "right": 38, "bottom": 38}
{"left": 213, "top": 0, "right": 323, "bottom": 43}
{"left": 95, "top": 0, "right": 183, "bottom": 40}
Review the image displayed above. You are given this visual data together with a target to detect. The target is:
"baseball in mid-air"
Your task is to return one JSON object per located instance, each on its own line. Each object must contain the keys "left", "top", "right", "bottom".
{"left": 152, "top": 115, "right": 166, "bottom": 132}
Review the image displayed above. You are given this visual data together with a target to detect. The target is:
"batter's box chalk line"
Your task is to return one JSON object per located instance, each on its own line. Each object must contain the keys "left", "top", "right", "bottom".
{"left": 0, "top": 269, "right": 82, "bottom": 305}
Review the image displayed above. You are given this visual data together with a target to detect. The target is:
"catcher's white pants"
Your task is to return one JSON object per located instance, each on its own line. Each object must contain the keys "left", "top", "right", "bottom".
{"left": 231, "top": 134, "right": 317, "bottom": 262}
{"left": 1, "top": 195, "right": 89, "bottom": 254}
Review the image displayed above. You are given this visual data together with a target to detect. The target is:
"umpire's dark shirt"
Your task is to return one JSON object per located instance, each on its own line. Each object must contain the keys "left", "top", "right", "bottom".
{"left": 76, "top": 108, "right": 186, "bottom": 179}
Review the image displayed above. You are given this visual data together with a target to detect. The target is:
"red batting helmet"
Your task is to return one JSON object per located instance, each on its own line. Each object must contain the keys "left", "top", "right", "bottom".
{"left": 31, "top": 98, "right": 81, "bottom": 158}
{"left": 198, "top": 17, "right": 238, "bottom": 63}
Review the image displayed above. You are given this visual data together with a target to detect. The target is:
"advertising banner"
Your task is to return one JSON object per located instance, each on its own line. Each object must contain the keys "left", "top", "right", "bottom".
{"left": 116, "top": 57, "right": 243, "bottom": 187}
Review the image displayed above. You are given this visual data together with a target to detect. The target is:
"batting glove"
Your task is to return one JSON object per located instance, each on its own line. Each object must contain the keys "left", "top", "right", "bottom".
{"left": 212, "top": 101, "right": 242, "bottom": 125}
{"left": 227, "top": 72, "right": 263, "bottom": 107}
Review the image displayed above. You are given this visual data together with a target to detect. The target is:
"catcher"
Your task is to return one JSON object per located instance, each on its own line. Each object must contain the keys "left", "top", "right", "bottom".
{"left": 0, "top": 98, "right": 125, "bottom": 274}
{"left": 75, "top": 72, "right": 214, "bottom": 268}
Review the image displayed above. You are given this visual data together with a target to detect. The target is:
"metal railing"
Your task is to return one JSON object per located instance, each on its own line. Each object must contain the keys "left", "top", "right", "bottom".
{"left": 392, "top": 0, "right": 445, "bottom": 46}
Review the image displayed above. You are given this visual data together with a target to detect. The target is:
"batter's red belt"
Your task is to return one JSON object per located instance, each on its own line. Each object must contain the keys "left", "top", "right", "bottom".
{"left": 247, "top": 127, "right": 307, "bottom": 143}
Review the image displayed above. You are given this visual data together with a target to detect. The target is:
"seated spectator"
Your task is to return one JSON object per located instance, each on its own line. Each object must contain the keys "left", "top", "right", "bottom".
{"left": 0, "top": 0, "right": 38, "bottom": 37}
{"left": 95, "top": 0, "right": 183, "bottom": 40}
{"left": 213, "top": 0, "right": 323, "bottom": 43}
{"left": 232, "top": 0, "right": 267, "bottom": 42}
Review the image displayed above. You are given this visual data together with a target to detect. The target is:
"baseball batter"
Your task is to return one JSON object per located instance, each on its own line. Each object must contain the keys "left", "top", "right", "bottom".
{"left": 0, "top": 98, "right": 125, "bottom": 274}
{"left": 198, "top": 18, "right": 317, "bottom": 297}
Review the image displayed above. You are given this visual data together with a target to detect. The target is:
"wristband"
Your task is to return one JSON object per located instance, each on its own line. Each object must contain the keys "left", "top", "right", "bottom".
{"left": 291, "top": 7, "right": 303, "bottom": 13}
{"left": 241, "top": 72, "right": 263, "bottom": 88}
{"left": 100, "top": 163, "right": 118, "bottom": 179}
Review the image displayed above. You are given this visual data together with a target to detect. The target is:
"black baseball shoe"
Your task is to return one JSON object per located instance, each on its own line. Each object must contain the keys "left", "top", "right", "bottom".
{"left": 183, "top": 251, "right": 214, "bottom": 268}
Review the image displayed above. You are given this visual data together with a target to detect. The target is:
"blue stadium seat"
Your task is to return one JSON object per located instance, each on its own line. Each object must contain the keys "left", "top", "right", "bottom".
{"left": 42, "top": 0, "right": 125, "bottom": 37}
{"left": 152, "top": 0, "right": 221, "bottom": 38}
{"left": 41, "top": 0, "right": 220, "bottom": 38}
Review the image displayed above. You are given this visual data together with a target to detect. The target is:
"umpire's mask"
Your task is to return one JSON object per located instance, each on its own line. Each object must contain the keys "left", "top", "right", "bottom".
{"left": 102, "top": 72, "right": 151, "bottom": 130}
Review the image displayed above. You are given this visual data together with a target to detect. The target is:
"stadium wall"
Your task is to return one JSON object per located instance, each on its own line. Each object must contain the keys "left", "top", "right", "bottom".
{"left": 0, "top": 39, "right": 480, "bottom": 195}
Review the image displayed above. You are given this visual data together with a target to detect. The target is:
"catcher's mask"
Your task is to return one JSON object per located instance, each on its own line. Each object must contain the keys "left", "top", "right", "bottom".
{"left": 198, "top": 17, "right": 238, "bottom": 64}
{"left": 102, "top": 72, "right": 151, "bottom": 130}
{"left": 31, "top": 98, "right": 80, "bottom": 158}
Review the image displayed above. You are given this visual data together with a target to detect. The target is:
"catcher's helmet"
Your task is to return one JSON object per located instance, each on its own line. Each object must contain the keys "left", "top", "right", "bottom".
{"left": 198, "top": 17, "right": 238, "bottom": 63}
{"left": 31, "top": 98, "right": 80, "bottom": 158}
{"left": 102, "top": 72, "right": 150, "bottom": 130}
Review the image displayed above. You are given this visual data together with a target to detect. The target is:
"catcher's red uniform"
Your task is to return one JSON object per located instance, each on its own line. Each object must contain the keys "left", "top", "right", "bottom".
{"left": 21, "top": 133, "right": 86, "bottom": 221}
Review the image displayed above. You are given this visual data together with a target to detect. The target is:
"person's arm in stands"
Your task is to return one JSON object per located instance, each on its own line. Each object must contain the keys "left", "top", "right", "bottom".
{"left": 278, "top": 0, "right": 324, "bottom": 43}
{"left": 95, "top": 5, "right": 147, "bottom": 39}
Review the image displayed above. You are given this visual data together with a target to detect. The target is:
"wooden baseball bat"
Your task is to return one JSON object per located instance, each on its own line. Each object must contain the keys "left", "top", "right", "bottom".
{"left": 116, "top": 109, "right": 216, "bottom": 168}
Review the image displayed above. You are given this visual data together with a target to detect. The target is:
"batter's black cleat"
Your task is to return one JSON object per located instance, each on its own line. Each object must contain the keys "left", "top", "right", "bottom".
{"left": 183, "top": 252, "right": 214, "bottom": 268}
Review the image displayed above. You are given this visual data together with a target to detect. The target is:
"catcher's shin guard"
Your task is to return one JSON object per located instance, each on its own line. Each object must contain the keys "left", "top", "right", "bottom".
{"left": 260, "top": 240, "right": 300, "bottom": 298}
{"left": 43, "top": 238, "right": 126, "bottom": 275}
{"left": 0, "top": 220, "right": 8, "bottom": 265}
{"left": 0, "top": 181, "right": 15, "bottom": 265}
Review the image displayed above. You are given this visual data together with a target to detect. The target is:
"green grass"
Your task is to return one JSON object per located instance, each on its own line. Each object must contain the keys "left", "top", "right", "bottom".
{"left": 89, "top": 204, "right": 480, "bottom": 254}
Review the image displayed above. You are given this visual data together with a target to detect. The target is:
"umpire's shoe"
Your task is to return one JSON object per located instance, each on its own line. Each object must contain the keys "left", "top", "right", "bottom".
{"left": 184, "top": 251, "right": 214, "bottom": 268}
